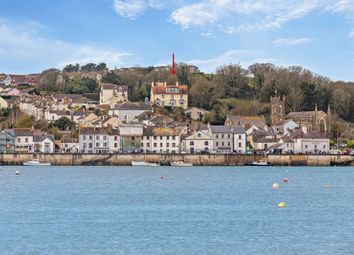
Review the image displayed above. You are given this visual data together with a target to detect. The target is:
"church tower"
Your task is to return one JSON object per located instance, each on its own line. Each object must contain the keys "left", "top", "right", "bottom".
{"left": 270, "top": 96, "right": 285, "bottom": 127}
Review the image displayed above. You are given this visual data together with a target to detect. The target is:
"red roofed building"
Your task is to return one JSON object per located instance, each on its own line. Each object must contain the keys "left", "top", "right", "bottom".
{"left": 150, "top": 82, "right": 188, "bottom": 109}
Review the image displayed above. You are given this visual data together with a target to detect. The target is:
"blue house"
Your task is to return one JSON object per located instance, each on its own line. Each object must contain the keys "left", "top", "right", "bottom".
{"left": 0, "top": 129, "right": 15, "bottom": 153}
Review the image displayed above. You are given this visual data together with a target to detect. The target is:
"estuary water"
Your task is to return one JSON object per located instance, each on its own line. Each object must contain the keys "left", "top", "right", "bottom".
{"left": 0, "top": 166, "right": 354, "bottom": 255}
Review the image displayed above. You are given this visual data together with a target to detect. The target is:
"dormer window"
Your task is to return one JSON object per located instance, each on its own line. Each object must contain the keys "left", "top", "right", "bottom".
{"left": 166, "top": 88, "right": 180, "bottom": 93}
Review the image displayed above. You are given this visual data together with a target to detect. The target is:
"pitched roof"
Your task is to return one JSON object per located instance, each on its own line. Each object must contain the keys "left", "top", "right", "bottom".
{"left": 228, "top": 115, "right": 266, "bottom": 129}
{"left": 286, "top": 111, "right": 326, "bottom": 119}
{"left": 79, "top": 127, "right": 120, "bottom": 135}
{"left": 52, "top": 94, "right": 85, "bottom": 100}
{"left": 33, "top": 135, "right": 54, "bottom": 142}
{"left": 101, "top": 83, "right": 128, "bottom": 91}
{"left": 152, "top": 85, "right": 188, "bottom": 95}
{"left": 112, "top": 101, "right": 152, "bottom": 111}
{"left": 233, "top": 126, "right": 245, "bottom": 134}
{"left": 210, "top": 125, "right": 233, "bottom": 133}
{"left": 143, "top": 127, "right": 178, "bottom": 136}
{"left": 14, "top": 128, "right": 33, "bottom": 136}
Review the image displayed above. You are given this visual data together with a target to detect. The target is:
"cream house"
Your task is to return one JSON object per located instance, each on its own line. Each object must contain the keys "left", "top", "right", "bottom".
{"left": 141, "top": 127, "right": 180, "bottom": 153}
{"left": 150, "top": 82, "right": 188, "bottom": 109}
{"left": 99, "top": 83, "right": 128, "bottom": 106}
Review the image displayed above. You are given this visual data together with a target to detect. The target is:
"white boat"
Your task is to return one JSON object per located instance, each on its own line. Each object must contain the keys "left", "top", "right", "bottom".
{"left": 170, "top": 161, "right": 193, "bottom": 167}
{"left": 23, "top": 159, "right": 51, "bottom": 166}
{"left": 131, "top": 161, "right": 160, "bottom": 167}
{"left": 245, "top": 159, "right": 269, "bottom": 166}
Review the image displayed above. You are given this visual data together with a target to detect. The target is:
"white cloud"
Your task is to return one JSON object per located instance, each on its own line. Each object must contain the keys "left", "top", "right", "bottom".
{"left": 273, "top": 37, "right": 314, "bottom": 47}
{"left": 0, "top": 20, "right": 132, "bottom": 73}
{"left": 349, "top": 30, "right": 354, "bottom": 38}
{"left": 113, "top": 0, "right": 163, "bottom": 19}
{"left": 171, "top": 0, "right": 325, "bottom": 33}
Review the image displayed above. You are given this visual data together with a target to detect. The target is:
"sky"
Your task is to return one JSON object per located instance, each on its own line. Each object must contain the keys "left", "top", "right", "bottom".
{"left": 0, "top": 0, "right": 354, "bottom": 81}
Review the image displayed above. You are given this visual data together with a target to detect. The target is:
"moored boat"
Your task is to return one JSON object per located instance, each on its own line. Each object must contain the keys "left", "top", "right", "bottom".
{"left": 245, "top": 159, "right": 269, "bottom": 166}
{"left": 170, "top": 161, "right": 193, "bottom": 167}
{"left": 131, "top": 161, "right": 160, "bottom": 167}
{"left": 23, "top": 159, "right": 51, "bottom": 166}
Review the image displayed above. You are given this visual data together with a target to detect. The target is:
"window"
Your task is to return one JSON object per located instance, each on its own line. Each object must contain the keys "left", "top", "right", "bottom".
{"left": 228, "top": 134, "right": 231, "bottom": 139}
{"left": 162, "top": 95, "right": 165, "bottom": 99}
{"left": 264, "top": 144, "right": 268, "bottom": 149}
{"left": 323, "top": 145, "right": 326, "bottom": 149}
{"left": 17, "top": 138, "right": 21, "bottom": 142}
{"left": 147, "top": 143, "right": 150, "bottom": 147}
{"left": 146, "top": 136, "right": 149, "bottom": 139}
{"left": 96, "top": 136, "right": 100, "bottom": 140}
{"left": 103, "top": 136, "right": 107, "bottom": 140}
{"left": 167, "top": 143, "right": 170, "bottom": 147}
{"left": 160, "top": 136, "right": 163, "bottom": 140}
{"left": 222, "top": 134, "right": 224, "bottom": 139}
{"left": 83, "top": 135, "right": 86, "bottom": 140}
{"left": 190, "top": 141, "right": 194, "bottom": 146}
{"left": 154, "top": 136, "right": 157, "bottom": 140}
{"left": 305, "top": 145, "right": 308, "bottom": 149}
{"left": 83, "top": 143, "right": 87, "bottom": 149}
{"left": 114, "top": 136, "right": 118, "bottom": 141}
{"left": 131, "top": 136, "right": 135, "bottom": 141}
{"left": 222, "top": 142, "right": 224, "bottom": 146}
{"left": 103, "top": 143, "right": 107, "bottom": 147}
{"left": 239, "top": 135, "right": 242, "bottom": 139}
{"left": 141, "top": 143, "right": 143, "bottom": 147}
{"left": 172, "top": 143, "right": 176, "bottom": 147}
{"left": 315, "top": 145, "right": 317, "bottom": 149}
{"left": 239, "top": 142, "right": 242, "bottom": 147}
{"left": 197, "top": 133, "right": 201, "bottom": 138}
{"left": 114, "top": 143, "right": 118, "bottom": 148}
{"left": 166, "top": 88, "right": 180, "bottom": 93}
{"left": 216, "top": 134, "right": 219, "bottom": 138}
{"left": 96, "top": 143, "right": 99, "bottom": 147}
{"left": 89, "top": 136, "right": 92, "bottom": 140}
{"left": 89, "top": 143, "right": 92, "bottom": 148}
{"left": 153, "top": 143, "right": 157, "bottom": 147}
{"left": 160, "top": 143, "right": 163, "bottom": 147}
{"left": 172, "top": 136, "right": 175, "bottom": 140}
{"left": 204, "top": 141, "right": 209, "bottom": 146}
{"left": 216, "top": 142, "right": 219, "bottom": 146}
{"left": 228, "top": 142, "right": 230, "bottom": 146}
{"left": 167, "top": 136, "right": 170, "bottom": 140}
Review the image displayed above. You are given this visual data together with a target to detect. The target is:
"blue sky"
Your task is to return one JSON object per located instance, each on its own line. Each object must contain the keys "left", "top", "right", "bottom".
{"left": 0, "top": 0, "right": 354, "bottom": 81}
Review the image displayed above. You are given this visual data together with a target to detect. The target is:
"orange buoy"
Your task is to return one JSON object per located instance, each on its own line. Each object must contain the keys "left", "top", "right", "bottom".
{"left": 283, "top": 178, "right": 288, "bottom": 183}
{"left": 160, "top": 176, "right": 164, "bottom": 180}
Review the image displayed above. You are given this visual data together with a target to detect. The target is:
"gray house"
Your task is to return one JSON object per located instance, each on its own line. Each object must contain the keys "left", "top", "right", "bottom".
{"left": 208, "top": 125, "right": 234, "bottom": 153}
{"left": 108, "top": 101, "right": 153, "bottom": 123}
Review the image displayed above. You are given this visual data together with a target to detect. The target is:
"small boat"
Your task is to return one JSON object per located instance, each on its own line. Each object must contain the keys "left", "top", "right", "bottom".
{"left": 131, "top": 161, "right": 160, "bottom": 167}
{"left": 245, "top": 159, "right": 269, "bottom": 166}
{"left": 23, "top": 159, "right": 51, "bottom": 166}
{"left": 170, "top": 161, "right": 193, "bottom": 167}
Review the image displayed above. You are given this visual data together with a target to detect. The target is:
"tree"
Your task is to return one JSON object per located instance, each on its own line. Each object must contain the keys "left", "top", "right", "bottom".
{"left": 96, "top": 62, "right": 108, "bottom": 71}
{"left": 286, "top": 86, "right": 304, "bottom": 112}
{"left": 63, "top": 63, "right": 80, "bottom": 72}
{"left": 51, "top": 117, "right": 74, "bottom": 131}
{"left": 101, "top": 71, "right": 120, "bottom": 84}
{"left": 15, "top": 115, "right": 33, "bottom": 128}
{"left": 80, "top": 63, "right": 97, "bottom": 72}
{"left": 38, "top": 69, "right": 60, "bottom": 91}
{"left": 348, "top": 140, "right": 354, "bottom": 149}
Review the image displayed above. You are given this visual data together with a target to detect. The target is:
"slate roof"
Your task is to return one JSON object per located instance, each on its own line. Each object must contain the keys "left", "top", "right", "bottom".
{"left": 112, "top": 101, "right": 152, "bottom": 111}
{"left": 210, "top": 125, "right": 233, "bottom": 133}
{"left": 152, "top": 85, "right": 188, "bottom": 95}
{"left": 228, "top": 115, "right": 266, "bottom": 129}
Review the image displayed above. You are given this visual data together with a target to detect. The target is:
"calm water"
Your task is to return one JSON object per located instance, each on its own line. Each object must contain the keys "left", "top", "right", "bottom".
{"left": 1, "top": 166, "right": 354, "bottom": 255}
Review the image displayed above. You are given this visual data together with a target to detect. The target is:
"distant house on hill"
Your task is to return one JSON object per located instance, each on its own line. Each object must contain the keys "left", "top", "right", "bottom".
{"left": 150, "top": 81, "right": 189, "bottom": 109}
{"left": 185, "top": 107, "right": 209, "bottom": 121}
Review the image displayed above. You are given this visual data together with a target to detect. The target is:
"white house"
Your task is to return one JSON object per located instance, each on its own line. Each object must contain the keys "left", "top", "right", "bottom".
{"left": 233, "top": 126, "right": 247, "bottom": 154}
{"left": 108, "top": 101, "right": 152, "bottom": 123}
{"left": 79, "top": 127, "right": 120, "bottom": 154}
{"left": 182, "top": 130, "right": 214, "bottom": 154}
{"left": 207, "top": 125, "right": 233, "bottom": 153}
{"left": 60, "top": 138, "right": 79, "bottom": 153}
{"left": 291, "top": 131, "right": 330, "bottom": 154}
{"left": 100, "top": 83, "right": 128, "bottom": 105}
{"left": 33, "top": 135, "right": 55, "bottom": 153}
{"left": 141, "top": 127, "right": 180, "bottom": 153}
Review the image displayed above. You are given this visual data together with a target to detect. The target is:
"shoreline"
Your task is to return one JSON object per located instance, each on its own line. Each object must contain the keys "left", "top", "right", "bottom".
{"left": 0, "top": 153, "right": 353, "bottom": 166}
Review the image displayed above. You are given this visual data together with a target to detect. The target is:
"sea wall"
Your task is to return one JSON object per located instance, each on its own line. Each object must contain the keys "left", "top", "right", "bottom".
{"left": 0, "top": 153, "right": 353, "bottom": 166}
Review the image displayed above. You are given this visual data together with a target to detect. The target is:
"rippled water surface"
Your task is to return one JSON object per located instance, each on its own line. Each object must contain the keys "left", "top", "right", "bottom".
{"left": 1, "top": 166, "right": 354, "bottom": 255}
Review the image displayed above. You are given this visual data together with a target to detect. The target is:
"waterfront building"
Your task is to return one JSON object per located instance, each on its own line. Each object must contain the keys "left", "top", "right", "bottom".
{"left": 182, "top": 130, "right": 214, "bottom": 154}
{"left": 79, "top": 127, "right": 120, "bottom": 154}
{"left": 206, "top": 125, "right": 233, "bottom": 153}
{"left": 233, "top": 126, "right": 247, "bottom": 154}
{"left": 150, "top": 81, "right": 188, "bottom": 109}
{"left": 60, "top": 138, "right": 79, "bottom": 153}
{"left": 119, "top": 124, "right": 143, "bottom": 153}
{"left": 0, "top": 129, "right": 15, "bottom": 153}
{"left": 290, "top": 130, "right": 330, "bottom": 154}
{"left": 33, "top": 135, "right": 55, "bottom": 153}
{"left": 141, "top": 127, "right": 180, "bottom": 153}
{"left": 14, "top": 128, "right": 34, "bottom": 152}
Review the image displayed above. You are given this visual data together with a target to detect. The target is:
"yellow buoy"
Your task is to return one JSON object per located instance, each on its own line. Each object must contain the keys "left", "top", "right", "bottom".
{"left": 278, "top": 202, "right": 286, "bottom": 208}
{"left": 272, "top": 183, "right": 280, "bottom": 189}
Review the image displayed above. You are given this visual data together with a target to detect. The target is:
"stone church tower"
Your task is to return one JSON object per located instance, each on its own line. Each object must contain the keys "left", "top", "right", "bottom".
{"left": 270, "top": 96, "right": 285, "bottom": 127}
